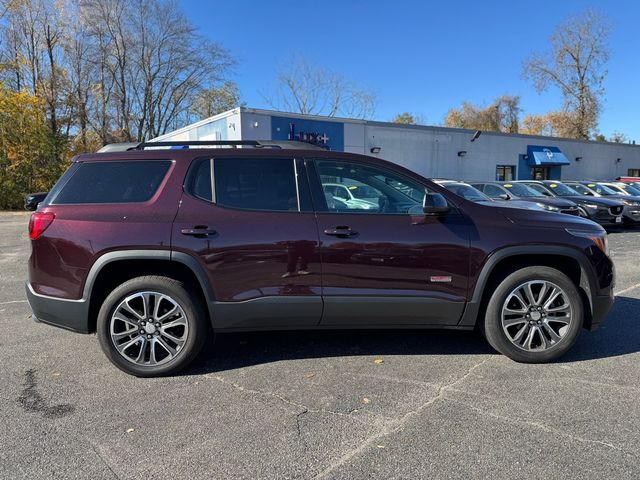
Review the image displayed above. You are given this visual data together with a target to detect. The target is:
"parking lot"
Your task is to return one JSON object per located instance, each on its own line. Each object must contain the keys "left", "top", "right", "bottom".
{"left": 1, "top": 211, "right": 639, "bottom": 479}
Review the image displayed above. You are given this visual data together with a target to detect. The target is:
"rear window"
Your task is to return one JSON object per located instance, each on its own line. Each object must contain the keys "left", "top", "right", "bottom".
{"left": 52, "top": 161, "right": 171, "bottom": 204}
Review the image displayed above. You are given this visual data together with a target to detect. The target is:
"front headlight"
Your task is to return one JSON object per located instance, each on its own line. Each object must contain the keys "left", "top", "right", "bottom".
{"left": 566, "top": 229, "right": 609, "bottom": 255}
{"left": 622, "top": 200, "right": 640, "bottom": 206}
{"left": 539, "top": 203, "right": 560, "bottom": 211}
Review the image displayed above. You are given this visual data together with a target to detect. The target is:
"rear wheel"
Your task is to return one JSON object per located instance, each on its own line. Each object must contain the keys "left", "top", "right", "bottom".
{"left": 97, "top": 276, "right": 208, "bottom": 377}
{"left": 483, "top": 266, "right": 583, "bottom": 363}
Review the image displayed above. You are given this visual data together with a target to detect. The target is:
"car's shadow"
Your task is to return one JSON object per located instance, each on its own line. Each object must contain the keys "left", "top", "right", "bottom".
{"left": 185, "top": 296, "right": 640, "bottom": 375}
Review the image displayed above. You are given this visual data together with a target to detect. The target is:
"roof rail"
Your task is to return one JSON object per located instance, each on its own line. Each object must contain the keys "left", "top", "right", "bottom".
{"left": 97, "top": 139, "right": 327, "bottom": 153}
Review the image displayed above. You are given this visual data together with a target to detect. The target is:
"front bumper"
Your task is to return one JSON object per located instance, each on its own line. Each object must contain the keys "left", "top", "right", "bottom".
{"left": 26, "top": 283, "right": 90, "bottom": 333}
{"left": 587, "top": 290, "right": 615, "bottom": 331}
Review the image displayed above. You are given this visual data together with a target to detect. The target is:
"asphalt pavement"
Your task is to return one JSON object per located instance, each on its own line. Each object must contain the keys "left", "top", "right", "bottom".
{"left": 1, "top": 211, "right": 639, "bottom": 479}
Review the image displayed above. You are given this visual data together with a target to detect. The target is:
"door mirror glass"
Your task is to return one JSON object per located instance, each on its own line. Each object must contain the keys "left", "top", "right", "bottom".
{"left": 423, "top": 193, "right": 450, "bottom": 215}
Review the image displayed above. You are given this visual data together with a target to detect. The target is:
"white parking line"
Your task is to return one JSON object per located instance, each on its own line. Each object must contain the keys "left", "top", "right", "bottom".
{"left": 615, "top": 282, "right": 640, "bottom": 297}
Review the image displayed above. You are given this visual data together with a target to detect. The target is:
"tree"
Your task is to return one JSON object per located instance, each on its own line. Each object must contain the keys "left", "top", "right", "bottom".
{"left": 264, "top": 54, "right": 376, "bottom": 119}
{"left": 523, "top": 9, "right": 610, "bottom": 139}
{"left": 443, "top": 95, "right": 521, "bottom": 133}
{"left": 609, "top": 131, "right": 629, "bottom": 143}
{"left": 0, "top": 83, "right": 64, "bottom": 209}
{"left": 520, "top": 111, "right": 580, "bottom": 138}
{"left": 190, "top": 82, "right": 242, "bottom": 120}
{"left": 391, "top": 112, "right": 424, "bottom": 125}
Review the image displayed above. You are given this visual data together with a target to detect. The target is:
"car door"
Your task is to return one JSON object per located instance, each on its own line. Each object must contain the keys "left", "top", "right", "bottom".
{"left": 172, "top": 155, "right": 322, "bottom": 329}
{"left": 307, "top": 157, "right": 470, "bottom": 326}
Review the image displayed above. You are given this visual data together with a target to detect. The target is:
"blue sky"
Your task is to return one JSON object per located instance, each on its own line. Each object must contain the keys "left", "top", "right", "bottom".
{"left": 179, "top": 0, "right": 639, "bottom": 140}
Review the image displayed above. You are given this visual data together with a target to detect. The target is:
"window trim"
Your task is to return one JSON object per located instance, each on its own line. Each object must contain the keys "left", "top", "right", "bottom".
{"left": 49, "top": 159, "right": 174, "bottom": 206}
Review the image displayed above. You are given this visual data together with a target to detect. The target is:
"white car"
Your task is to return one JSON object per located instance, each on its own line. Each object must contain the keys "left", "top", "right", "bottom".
{"left": 322, "top": 183, "right": 379, "bottom": 210}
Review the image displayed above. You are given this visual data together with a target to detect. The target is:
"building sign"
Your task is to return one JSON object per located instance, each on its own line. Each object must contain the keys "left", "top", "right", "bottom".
{"left": 270, "top": 116, "right": 344, "bottom": 151}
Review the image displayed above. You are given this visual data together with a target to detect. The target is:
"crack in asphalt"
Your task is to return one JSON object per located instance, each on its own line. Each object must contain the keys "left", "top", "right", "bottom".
{"left": 89, "top": 443, "right": 122, "bottom": 480}
{"left": 444, "top": 396, "right": 640, "bottom": 463}
{"left": 312, "top": 358, "right": 491, "bottom": 479}
{"left": 205, "top": 374, "right": 376, "bottom": 426}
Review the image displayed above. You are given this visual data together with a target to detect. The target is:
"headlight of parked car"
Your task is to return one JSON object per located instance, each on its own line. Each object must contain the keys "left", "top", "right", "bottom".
{"left": 538, "top": 203, "right": 560, "bottom": 211}
{"left": 622, "top": 199, "right": 640, "bottom": 206}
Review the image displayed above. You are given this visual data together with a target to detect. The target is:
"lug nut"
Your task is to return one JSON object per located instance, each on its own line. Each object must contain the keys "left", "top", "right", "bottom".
{"left": 141, "top": 321, "right": 146, "bottom": 326}
{"left": 155, "top": 323, "right": 160, "bottom": 328}
{"left": 526, "top": 314, "right": 530, "bottom": 318}
{"left": 139, "top": 330, "right": 144, "bottom": 334}
{"left": 147, "top": 334, "right": 152, "bottom": 339}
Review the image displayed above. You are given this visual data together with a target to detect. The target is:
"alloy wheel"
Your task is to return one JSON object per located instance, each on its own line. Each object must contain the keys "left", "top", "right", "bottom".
{"left": 501, "top": 280, "right": 573, "bottom": 351}
{"left": 109, "top": 291, "right": 189, "bottom": 366}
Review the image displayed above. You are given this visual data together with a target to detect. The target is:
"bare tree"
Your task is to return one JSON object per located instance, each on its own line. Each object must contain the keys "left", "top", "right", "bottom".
{"left": 264, "top": 54, "right": 376, "bottom": 119}
{"left": 523, "top": 9, "right": 610, "bottom": 139}
{"left": 190, "top": 81, "right": 242, "bottom": 120}
{"left": 443, "top": 95, "right": 521, "bottom": 133}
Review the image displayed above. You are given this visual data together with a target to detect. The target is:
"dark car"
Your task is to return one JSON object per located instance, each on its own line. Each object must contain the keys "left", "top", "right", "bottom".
{"left": 564, "top": 181, "right": 640, "bottom": 225}
{"left": 471, "top": 181, "right": 579, "bottom": 215}
{"left": 517, "top": 180, "right": 624, "bottom": 226}
{"left": 24, "top": 192, "right": 48, "bottom": 211}
{"left": 26, "top": 141, "right": 615, "bottom": 376}
{"left": 435, "top": 180, "right": 546, "bottom": 211}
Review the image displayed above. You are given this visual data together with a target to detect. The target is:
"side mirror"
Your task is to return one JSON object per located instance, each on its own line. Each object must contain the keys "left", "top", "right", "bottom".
{"left": 423, "top": 192, "right": 450, "bottom": 215}
{"left": 498, "top": 193, "right": 510, "bottom": 200}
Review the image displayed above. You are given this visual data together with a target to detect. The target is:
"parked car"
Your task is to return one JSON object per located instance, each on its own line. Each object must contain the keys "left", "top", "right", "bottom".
{"left": 563, "top": 181, "right": 640, "bottom": 225}
{"left": 26, "top": 141, "right": 614, "bottom": 376}
{"left": 24, "top": 192, "right": 48, "bottom": 211}
{"left": 517, "top": 180, "right": 624, "bottom": 226}
{"left": 322, "top": 182, "right": 379, "bottom": 210}
{"left": 470, "top": 181, "right": 579, "bottom": 215}
{"left": 600, "top": 182, "right": 640, "bottom": 197}
{"left": 435, "top": 180, "right": 546, "bottom": 211}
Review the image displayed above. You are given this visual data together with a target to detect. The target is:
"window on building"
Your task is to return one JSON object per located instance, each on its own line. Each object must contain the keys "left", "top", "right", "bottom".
{"left": 495, "top": 165, "right": 515, "bottom": 181}
{"left": 628, "top": 169, "right": 640, "bottom": 177}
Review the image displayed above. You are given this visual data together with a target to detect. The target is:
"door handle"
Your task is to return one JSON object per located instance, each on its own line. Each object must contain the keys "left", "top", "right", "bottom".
{"left": 181, "top": 227, "right": 217, "bottom": 238}
{"left": 324, "top": 226, "right": 357, "bottom": 237}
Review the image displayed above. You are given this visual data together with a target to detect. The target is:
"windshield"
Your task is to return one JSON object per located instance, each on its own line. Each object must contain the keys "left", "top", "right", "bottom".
{"left": 585, "top": 183, "right": 618, "bottom": 196}
{"left": 502, "top": 183, "right": 544, "bottom": 197}
{"left": 347, "top": 184, "right": 381, "bottom": 199}
{"left": 443, "top": 183, "right": 490, "bottom": 202}
{"left": 547, "top": 182, "right": 580, "bottom": 196}
{"left": 622, "top": 184, "right": 640, "bottom": 195}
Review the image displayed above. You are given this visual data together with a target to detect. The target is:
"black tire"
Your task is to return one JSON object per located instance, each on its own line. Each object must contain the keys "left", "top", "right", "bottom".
{"left": 97, "top": 276, "right": 208, "bottom": 377}
{"left": 483, "top": 266, "right": 583, "bottom": 363}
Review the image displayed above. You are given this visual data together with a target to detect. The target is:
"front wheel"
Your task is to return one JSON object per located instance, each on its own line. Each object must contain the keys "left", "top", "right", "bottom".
{"left": 97, "top": 276, "right": 208, "bottom": 377}
{"left": 483, "top": 266, "right": 583, "bottom": 363}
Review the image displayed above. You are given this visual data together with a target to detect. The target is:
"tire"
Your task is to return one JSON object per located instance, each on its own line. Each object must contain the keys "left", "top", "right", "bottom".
{"left": 97, "top": 276, "right": 208, "bottom": 377}
{"left": 483, "top": 266, "right": 583, "bottom": 363}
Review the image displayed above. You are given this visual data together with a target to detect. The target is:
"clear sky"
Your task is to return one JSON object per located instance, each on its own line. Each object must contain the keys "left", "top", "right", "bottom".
{"left": 178, "top": 0, "right": 639, "bottom": 140}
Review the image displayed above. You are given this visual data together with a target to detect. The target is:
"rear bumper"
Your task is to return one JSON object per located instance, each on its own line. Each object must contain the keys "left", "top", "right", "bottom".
{"left": 26, "top": 283, "right": 90, "bottom": 333}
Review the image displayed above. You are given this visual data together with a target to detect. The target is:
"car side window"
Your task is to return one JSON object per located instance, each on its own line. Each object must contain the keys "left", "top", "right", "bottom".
{"left": 314, "top": 159, "right": 425, "bottom": 215}
{"left": 528, "top": 184, "right": 549, "bottom": 195}
{"left": 484, "top": 184, "right": 505, "bottom": 198}
{"left": 186, "top": 157, "right": 311, "bottom": 212}
{"left": 571, "top": 184, "right": 590, "bottom": 195}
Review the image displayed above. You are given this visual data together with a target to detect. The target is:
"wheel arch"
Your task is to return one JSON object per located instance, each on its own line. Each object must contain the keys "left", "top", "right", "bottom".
{"left": 459, "top": 246, "right": 596, "bottom": 330}
{"left": 84, "top": 250, "right": 214, "bottom": 333}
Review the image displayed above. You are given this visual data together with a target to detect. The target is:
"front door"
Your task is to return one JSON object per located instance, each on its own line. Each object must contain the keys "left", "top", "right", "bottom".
{"left": 172, "top": 156, "right": 322, "bottom": 329}
{"left": 531, "top": 166, "right": 550, "bottom": 180}
{"left": 308, "top": 158, "right": 470, "bottom": 326}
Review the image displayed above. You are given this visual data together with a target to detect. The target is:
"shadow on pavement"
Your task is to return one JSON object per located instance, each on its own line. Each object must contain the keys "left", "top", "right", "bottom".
{"left": 186, "top": 296, "right": 639, "bottom": 374}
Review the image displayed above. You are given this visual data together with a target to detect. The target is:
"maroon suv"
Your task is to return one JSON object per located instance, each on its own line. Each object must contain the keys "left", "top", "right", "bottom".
{"left": 26, "top": 141, "right": 615, "bottom": 376}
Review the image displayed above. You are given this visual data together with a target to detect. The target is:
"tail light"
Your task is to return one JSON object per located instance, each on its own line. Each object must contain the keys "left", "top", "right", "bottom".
{"left": 29, "top": 212, "right": 55, "bottom": 240}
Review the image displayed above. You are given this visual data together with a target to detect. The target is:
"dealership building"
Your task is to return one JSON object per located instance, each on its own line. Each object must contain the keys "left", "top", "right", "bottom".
{"left": 153, "top": 107, "right": 640, "bottom": 182}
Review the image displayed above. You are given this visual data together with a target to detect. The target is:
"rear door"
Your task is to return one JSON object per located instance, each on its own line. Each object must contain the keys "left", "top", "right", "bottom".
{"left": 307, "top": 157, "right": 470, "bottom": 326}
{"left": 172, "top": 155, "right": 322, "bottom": 329}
